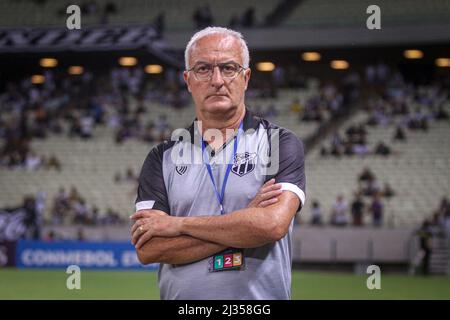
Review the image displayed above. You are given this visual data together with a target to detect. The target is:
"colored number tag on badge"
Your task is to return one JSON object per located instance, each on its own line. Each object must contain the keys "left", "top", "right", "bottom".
{"left": 209, "top": 249, "right": 244, "bottom": 272}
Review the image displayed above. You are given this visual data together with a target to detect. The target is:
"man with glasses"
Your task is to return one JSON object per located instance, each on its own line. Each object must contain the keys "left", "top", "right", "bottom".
{"left": 130, "top": 27, "right": 306, "bottom": 300}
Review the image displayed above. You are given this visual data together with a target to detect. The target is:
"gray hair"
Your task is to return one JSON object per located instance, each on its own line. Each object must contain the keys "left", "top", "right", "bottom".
{"left": 184, "top": 26, "right": 250, "bottom": 71}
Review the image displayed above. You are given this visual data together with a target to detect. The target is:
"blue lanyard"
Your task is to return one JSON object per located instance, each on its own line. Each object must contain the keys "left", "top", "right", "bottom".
{"left": 201, "top": 121, "right": 243, "bottom": 215}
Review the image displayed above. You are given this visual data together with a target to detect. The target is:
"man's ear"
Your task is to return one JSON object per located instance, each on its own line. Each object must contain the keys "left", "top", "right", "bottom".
{"left": 244, "top": 68, "right": 251, "bottom": 90}
{"left": 183, "top": 71, "right": 191, "bottom": 93}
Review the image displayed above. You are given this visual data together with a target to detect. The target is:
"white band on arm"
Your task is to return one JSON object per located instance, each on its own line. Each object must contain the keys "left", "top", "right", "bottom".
{"left": 135, "top": 200, "right": 155, "bottom": 212}
{"left": 279, "top": 183, "right": 306, "bottom": 206}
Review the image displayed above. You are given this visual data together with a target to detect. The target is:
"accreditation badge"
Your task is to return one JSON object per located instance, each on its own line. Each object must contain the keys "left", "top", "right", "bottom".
{"left": 208, "top": 248, "right": 245, "bottom": 272}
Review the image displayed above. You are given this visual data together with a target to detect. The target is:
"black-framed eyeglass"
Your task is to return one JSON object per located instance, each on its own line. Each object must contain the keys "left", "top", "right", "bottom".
{"left": 187, "top": 62, "right": 246, "bottom": 81}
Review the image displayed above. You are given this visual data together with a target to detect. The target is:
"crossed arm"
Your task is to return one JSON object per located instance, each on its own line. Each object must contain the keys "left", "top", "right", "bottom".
{"left": 133, "top": 235, "right": 227, "bottom": 265}
{"left": 131, "top": 183, "right": 300, "bottom": 265}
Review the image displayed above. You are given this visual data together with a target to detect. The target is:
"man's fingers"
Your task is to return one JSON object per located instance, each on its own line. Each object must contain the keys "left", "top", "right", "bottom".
{"left": 258, "top": 189, "right": 283, "bottom": 201}
{"left": 130, "top": 210, "right": 167, "bottom": 221}
{"left": 259, "top": 198, "right": 278, "bottom": 207}
{"left": 135, "top": 230, "right": 153, "bottom": 249}
{"left": 131, "top": 223, "right": 147, "bottom": 245}
{"left": 261, "top": 178, "right": 275, "bottom": 188}
{"left": 131, "top": 218, "right": 152, "bottom": 234}
{"left": 131, "top": 219, "right": 144, "bottom": 234}
{"left": 259, "top": 179, "right": 275, "bottom": 192}
{"left": 130, "top": 211, "right": 152, "bottom": 221}
{"left": 131, "top": 228, "right": 140, "bottom": 245}
{"left": 261, "top": 183, "right": 282, "bottom": 194}
{"left": 247, "top": 181, "right": 282, "bottom": 208}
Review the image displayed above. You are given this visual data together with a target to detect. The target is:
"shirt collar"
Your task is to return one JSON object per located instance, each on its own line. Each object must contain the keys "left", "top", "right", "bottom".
{"left": 187, "top": 108, "right": 260, "bottom": 144}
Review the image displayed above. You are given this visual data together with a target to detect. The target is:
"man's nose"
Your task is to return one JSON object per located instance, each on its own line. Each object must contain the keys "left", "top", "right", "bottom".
{"left": 210, "top": 66, "right": 224, "bottom": 88}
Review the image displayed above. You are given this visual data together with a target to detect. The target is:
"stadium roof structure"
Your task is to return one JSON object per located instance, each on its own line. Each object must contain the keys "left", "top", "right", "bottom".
{"left": 1, "top": 0, "right": 449, "bottom": 51}
{"left": 0, "top": 25, "right": 182, "bottom": 68}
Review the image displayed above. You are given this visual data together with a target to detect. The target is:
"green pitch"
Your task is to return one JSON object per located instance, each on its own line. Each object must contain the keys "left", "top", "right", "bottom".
{"left": 0, "top": 268, "right": 449, "bottom": 299}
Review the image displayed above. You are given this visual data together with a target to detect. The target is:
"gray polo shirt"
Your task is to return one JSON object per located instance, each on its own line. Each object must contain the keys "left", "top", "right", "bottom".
{"left": 135, "top": 110, "right": 306, "bottom": 300}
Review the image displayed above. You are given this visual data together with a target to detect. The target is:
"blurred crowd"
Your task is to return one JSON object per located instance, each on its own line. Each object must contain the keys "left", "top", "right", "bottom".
{"left": 0, "top": 66, "right": 192, "bottom": 169}
{"left": 1, "top": 58, "right": 449, "bottom": 235}
{"left": 304, "top": 167, "right": 395, "bottom": 228}
{"left": 412, "top": 197, "right": 450, "bottom": 275}
{"left": 320, "top": 124, "right": 393, "bottom": 158}
{"left": 193, "top": 4, "right": 259, "bottom": 30}
{"left": 0, "top": 61, "right": 328, "bottom": 171}
{"left": 320, "top": 65, "right": 449, "bottom": 159}
{"left": 49, "top": 186, "right": 124, "bottom": 226}
{"left": 364, "top": 66, "right": 449, "bottom": 131}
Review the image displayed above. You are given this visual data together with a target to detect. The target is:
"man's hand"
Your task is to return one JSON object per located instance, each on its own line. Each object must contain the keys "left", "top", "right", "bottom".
{"left": 130, "top": 179, "right": 282, "bottom": 249}
{"left": 130, "top": 210, "right": 182, "bottom": 249}
{"left": 247, "top": 179, "right": 282, "bottom": 208}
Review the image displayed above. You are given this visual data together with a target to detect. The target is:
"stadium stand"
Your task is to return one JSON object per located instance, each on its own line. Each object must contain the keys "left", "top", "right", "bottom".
{"left": 1, "top": 0, "right": 449, "bottom": 276}
{"left": 0, "top": 0, "right": 279, "bottom": 29}
{"left": 4, "top": 0, "right": 448, "bottom": 30}
{"left": 304, "top": 108, "right": 450, "bottom": 227}
{"left": 1, "top": 63, "right": 448, "bottom": 230}
{"left": 0, "top": 67, "right": 324, "bottom": 224}
{"left": 284, "top": 0, "right": 450, "bottom": 28}
{"left": 302, "top": 65, "right": 450, "bottom": 227}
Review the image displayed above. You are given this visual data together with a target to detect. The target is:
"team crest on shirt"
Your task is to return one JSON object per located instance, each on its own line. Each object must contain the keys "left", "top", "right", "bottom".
{"left": 232, "top": 152, "right": 256, "bottom": 177}
{"left": 176, "top": 165, "right": 188, "bottom": 175}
